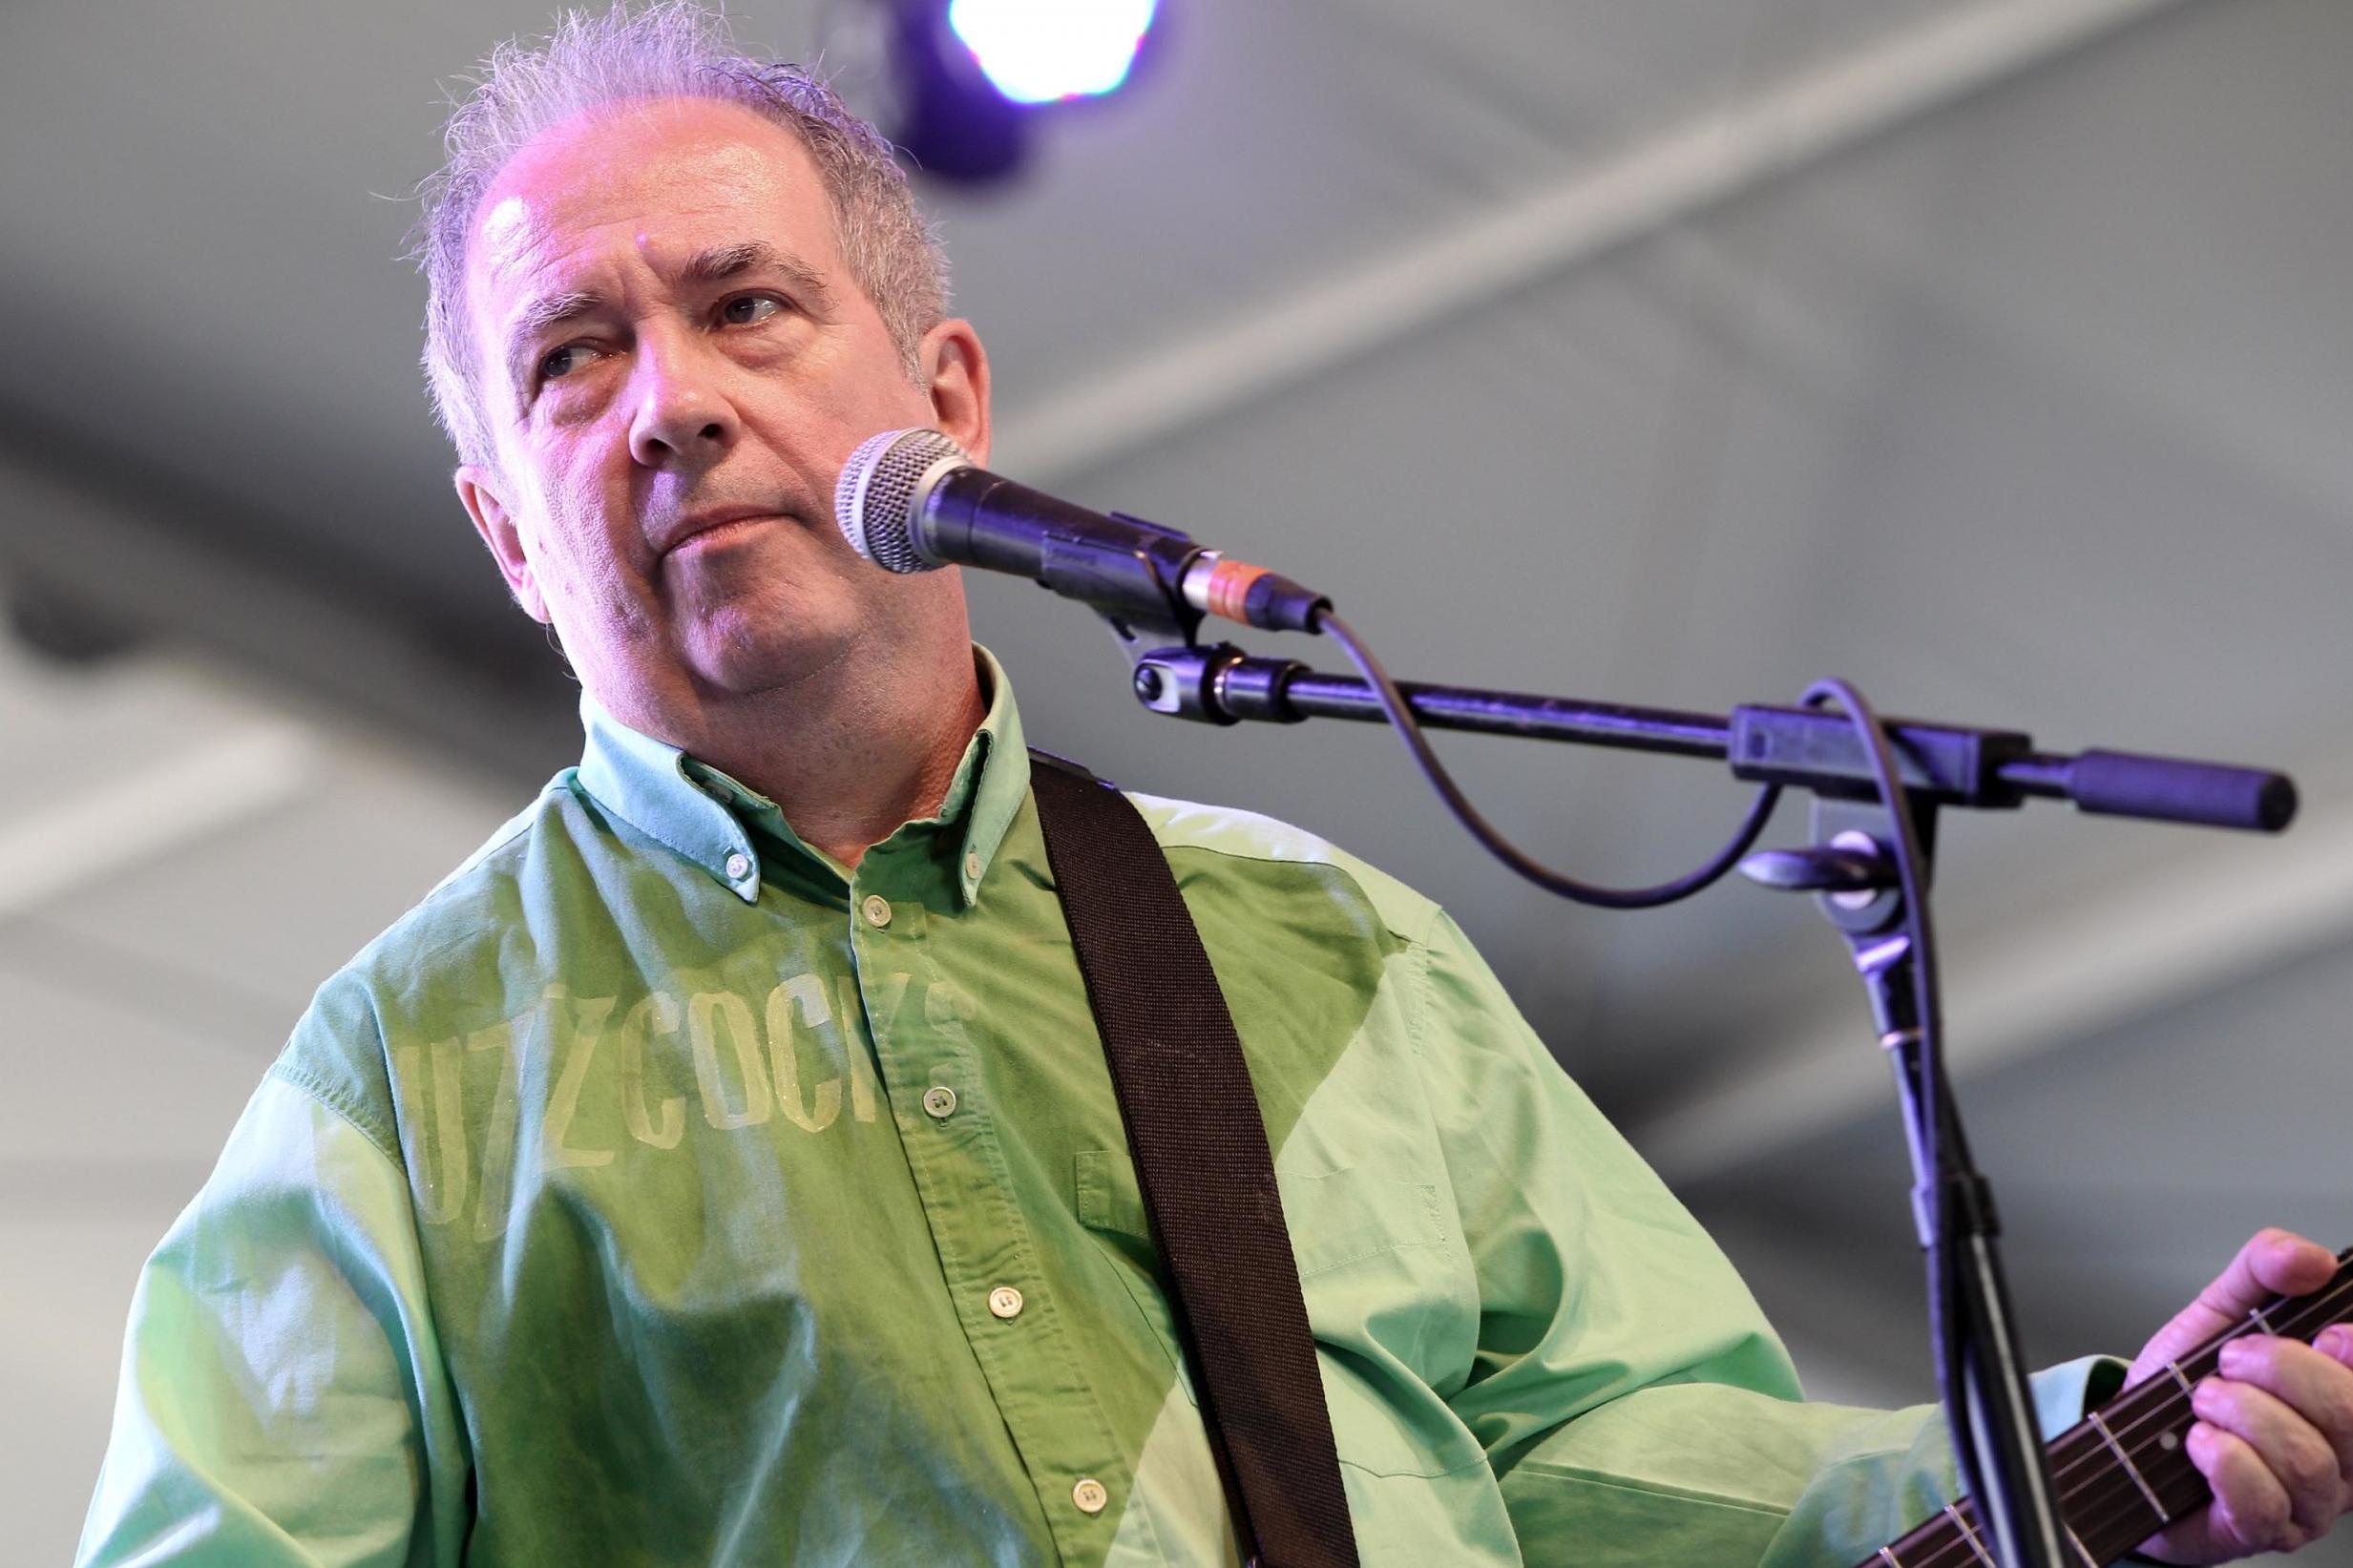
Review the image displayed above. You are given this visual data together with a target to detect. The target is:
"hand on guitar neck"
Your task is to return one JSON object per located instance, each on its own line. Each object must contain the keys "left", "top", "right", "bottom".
{"left": 2125, "top": 1229, "right": 2353, "bottom": 1563}
{"left": 1868, "top": 1229, "right": 2353, "bottom": 1568}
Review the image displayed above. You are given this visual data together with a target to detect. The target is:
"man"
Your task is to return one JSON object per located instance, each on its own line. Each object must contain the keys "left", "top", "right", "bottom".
{"left": 76, "top": 5, "right": 2353, "bottom": 1565}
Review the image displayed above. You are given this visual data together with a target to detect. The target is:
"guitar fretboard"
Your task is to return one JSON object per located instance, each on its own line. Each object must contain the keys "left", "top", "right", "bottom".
{"left": 1859, "top": 1248, "right": 2353, "bottom": 1568}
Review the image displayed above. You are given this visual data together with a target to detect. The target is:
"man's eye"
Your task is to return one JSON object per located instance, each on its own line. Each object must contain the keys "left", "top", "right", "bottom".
{"left": 720, "top": 294, "right": 785, "bottom": 326}
{"left": 538, "top": 344, "right": 602, "bottom": 383}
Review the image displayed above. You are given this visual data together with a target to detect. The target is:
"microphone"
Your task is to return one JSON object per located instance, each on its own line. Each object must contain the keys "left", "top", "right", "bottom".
{"left": 833, "top": 428, "right": 1329, "bottom": 634}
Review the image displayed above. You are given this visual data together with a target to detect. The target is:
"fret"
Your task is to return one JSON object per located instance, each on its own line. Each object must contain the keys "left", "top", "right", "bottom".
{"left": 1855, "top": 1250, "right": 2353, "bottom": 1568}
{"left": 1946, "top": 1503, "right": 1996, "bottom": 1568}
{"left": 2087, "top": 1408, "right": 2168, "bottom": 1519}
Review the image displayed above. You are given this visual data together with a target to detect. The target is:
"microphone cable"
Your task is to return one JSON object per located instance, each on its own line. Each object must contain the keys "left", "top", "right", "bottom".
{"left": 1311, "top": 609, "right": 1782, "bottom": 910}
{"left": 1314, "top": 603, "right": 1993, "bottom": 1532}
{"left": 1797, "top": 676, "right": 1981, "bottom": 1522}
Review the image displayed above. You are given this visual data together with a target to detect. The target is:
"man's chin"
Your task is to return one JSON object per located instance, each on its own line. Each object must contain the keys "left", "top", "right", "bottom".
{"left": 680, "top": 617, "right": 860, "bottom": 699}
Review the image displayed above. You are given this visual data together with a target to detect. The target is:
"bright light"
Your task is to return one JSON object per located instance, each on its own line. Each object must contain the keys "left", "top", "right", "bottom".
{"left": 946, "top": 0, "right": 1158, "bottom": 105}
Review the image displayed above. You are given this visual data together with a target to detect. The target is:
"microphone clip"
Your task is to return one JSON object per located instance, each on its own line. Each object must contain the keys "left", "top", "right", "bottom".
{"left": 1066, "top": 511, "right": 1204, "bottom": 638}
{"left": 1086, "top": 508, "right": 1229, "bottom": 720}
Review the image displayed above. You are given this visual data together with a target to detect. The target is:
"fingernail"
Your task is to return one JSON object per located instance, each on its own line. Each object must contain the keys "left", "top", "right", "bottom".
{"left": 2219, "top": 1340, "right": 2252, "bottom": 1375}
{"left": 2321, "top": 1326, "right": 2353, "bottom": 1358}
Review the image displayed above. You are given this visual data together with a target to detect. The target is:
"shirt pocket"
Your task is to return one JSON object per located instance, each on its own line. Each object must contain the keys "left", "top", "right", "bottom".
{"left": 1074, "top": 1149, "right": 1482, "bottom": 1478}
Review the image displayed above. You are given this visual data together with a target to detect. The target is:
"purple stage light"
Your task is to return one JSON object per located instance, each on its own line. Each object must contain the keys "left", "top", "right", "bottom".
{"left": 947, "top": 0, "right": 1158, "bottom": 105}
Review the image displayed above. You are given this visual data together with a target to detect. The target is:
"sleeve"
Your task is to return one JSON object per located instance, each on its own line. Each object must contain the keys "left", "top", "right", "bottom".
{"left": 74, "top": 1070, "right": 472, "bottom": 1568}
{"left": 1408, "top": 909, "right": 2121, "bottom": 1568}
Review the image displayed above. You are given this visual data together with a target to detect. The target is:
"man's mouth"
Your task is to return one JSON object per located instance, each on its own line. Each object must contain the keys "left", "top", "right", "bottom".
{"left": 660, "top": 508, "right": 787, "bottom": 555}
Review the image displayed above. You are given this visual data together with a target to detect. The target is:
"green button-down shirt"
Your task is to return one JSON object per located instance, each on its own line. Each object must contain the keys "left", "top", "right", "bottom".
{"left": 78, "top": 650, "right": 2109, "bottom": 1568}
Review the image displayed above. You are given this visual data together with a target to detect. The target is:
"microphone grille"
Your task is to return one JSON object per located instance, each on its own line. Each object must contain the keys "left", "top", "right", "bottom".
{"left": 835, "top": 427, "right": 971, "bottom": 574}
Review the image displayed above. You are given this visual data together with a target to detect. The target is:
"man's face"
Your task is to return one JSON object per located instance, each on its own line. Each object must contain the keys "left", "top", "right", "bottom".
{"left": 454, "top": 97, "right": 985, "bottom": 719}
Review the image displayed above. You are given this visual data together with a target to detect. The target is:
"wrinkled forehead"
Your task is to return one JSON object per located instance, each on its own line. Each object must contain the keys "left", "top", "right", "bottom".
{"left": 463, "top": 97, "right": 842, "bottom": 322}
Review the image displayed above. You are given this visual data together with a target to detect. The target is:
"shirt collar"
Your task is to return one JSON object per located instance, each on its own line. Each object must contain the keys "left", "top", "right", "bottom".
{"left": 573, "top": 645, "right": 1030, "bottom": 908}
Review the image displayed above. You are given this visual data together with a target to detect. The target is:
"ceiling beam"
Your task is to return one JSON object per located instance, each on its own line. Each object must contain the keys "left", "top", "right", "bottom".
{"left": 995, "top": 0, "right": 2201, "bottom": 482}
{"left": 0, "top": 719, "right": 322, "bottom": 920}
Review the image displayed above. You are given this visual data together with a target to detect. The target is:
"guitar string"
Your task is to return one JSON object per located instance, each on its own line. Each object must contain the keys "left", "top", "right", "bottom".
{"left": 2005, "top": 1272, "right": 2353, "bottom": 1567}
{"left": 1918, "top": 1422, "right": 2204, "bottom": 1568}
{"left": 1867, "top": 1266, "right": 2353, "bottom": 1568}
{"left": 1901, "top": 1272, "right": 2353, "bottom": 1568}
{"left": 2061, "top": 1279, "right": 2353, "bottom": 1560}
{"left": 2050, "top": 1265, "right": 2353, "bottom": 1492}
{"left": 1894, "top": 1344, "right": 2309, "bottom": 1567}
{"left": 1870, "top": 1265, "right": 2353, "bottom": 1568}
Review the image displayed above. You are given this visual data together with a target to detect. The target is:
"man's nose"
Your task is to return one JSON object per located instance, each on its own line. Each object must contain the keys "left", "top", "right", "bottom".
{"left": 626, "top": 328, "right": 740, "bottom": 469}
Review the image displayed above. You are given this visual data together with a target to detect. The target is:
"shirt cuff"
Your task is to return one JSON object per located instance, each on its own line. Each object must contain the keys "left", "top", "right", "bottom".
{"left": 2040, "top": 1355, "right": 2176, "bottom": 1565}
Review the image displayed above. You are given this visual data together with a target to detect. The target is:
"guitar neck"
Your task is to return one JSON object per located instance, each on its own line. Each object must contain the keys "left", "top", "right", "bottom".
{"left": 1859, "top": 1248, "right": 2353, "bottom": 1568}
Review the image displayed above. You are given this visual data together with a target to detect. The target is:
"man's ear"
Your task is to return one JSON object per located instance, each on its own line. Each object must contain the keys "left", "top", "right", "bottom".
{"left": 921, "top": 319, "right": 992, "bottom": 467}
{"left": 454, "top": 465, "right": 550, "bottom": 623}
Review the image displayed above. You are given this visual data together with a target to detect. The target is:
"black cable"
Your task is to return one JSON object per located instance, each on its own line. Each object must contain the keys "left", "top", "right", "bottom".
{"left": 1313, "top": 602, "right": 2043, "bottom": 1541}
{"left": 1313, "top": 610, "right": 1781, "bottom": 909}
{"left": 1798, "top": 679, "right": 1986, "bottom": 1524}
{"left": 1311, "top": 605, "right": 1987, "bottom": 1509}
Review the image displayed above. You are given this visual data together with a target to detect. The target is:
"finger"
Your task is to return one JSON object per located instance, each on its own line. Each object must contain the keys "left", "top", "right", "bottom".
{"left": 2137, "top": 1231, "right": 2342, "bottom": 1388}
{"left": 2194, "top": 1375, "right": 2345, "bottom": 1537}
{"left": 2188, "top": 1419, "right": 2305, "bottom": 1556}
{"left": 2195, "top": 1229, "right": 2338, "bottom": 1321}
{"left": 2217, "top": 1334, "right": 2353, "bottom": 1481}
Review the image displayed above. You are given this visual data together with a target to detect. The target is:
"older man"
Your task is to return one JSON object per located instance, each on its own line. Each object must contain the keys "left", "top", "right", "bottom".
{"left": 76, "top": 6, "right": 2353, "bottom": 1566}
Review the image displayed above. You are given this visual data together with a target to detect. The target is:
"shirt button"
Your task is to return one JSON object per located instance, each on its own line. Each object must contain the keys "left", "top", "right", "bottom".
{"left": 921, "top": 1085, "right": 957, "bottom": 1119}
{"left": 1071, "top": 1477, "right": 1108, "bottom": 1515}
{"left": 861, "top": 893, "right": 893, "bottom": 928}
{"left": 725, "top": 851, "right": 751, "bottom": 881}
{"left": 964, "top": 849, "right": 982, "bottom": 881}
{"left": 987, "top": 1285, "right": 1024, "bottom": 1320}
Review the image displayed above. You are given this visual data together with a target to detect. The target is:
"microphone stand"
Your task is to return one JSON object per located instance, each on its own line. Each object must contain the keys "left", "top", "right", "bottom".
{"left": 1093, "top": 620, "right": 2294, "bottom": 1568}
{"left": 840, "top": 444, "right": 2291, "bottom": 1559}
{"left": 1120, "top": 642, "right": 2293, "bottom": 831}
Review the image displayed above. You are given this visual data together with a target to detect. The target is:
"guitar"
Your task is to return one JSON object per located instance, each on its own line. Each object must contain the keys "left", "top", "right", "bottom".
{"left": 1860, "top": 1248, "right": 2353, "bottom": 1568}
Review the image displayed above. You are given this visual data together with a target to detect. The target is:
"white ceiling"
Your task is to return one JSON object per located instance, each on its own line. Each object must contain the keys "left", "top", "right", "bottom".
{"left": 2, "top": 1, "right": 2348, "bottom": 1560}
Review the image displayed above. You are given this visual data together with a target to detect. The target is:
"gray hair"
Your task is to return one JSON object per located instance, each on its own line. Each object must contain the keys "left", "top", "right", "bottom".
{"left": 414, "top": 2, "right": 950, "bottom": 470}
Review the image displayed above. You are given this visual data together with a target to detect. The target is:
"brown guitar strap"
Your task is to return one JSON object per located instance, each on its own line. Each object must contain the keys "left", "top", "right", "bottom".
{"left": 1028, "top": 749, "right": 1360, "bottom": 1568}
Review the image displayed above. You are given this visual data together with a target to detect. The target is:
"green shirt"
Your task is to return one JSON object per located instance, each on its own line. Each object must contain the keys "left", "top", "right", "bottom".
{"left": 77, "top": 650, "right": 2111, "bottom": 1568}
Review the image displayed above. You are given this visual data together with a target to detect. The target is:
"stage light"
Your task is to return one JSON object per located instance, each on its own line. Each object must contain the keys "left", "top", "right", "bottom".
{"left": 946, "top": 0, "right": 1159, "bottom": 105}
{"left": 814, "top": 0, "right": 1166, "bottom": 185}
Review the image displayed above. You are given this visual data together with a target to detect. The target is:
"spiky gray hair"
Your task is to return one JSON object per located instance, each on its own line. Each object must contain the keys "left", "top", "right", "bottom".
{"left": 414, "top": 2, "right": 949, "bottom": 470}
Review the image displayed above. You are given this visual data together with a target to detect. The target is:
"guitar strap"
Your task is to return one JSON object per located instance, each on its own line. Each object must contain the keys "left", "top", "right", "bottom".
{"left": 1027, "top": 748, "right": 1361, "bottom": 1568}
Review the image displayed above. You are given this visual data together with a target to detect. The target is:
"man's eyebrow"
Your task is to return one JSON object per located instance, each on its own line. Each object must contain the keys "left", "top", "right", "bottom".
{"left": 497, "top": 245, "right": 839, "bottom": 393}
{"left": 680, "top": 240, "right": 837, "bottom": 310}
{"left": 502, "top": 288, "right": 605, "bottom": 390}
